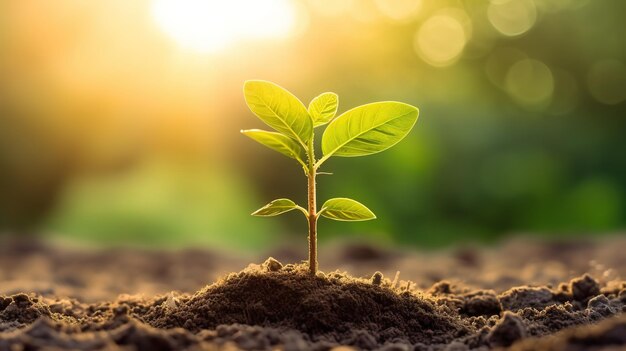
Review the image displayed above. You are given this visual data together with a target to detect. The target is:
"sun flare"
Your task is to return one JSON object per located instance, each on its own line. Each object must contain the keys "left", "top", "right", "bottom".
{"left": 151, "top": 0, "right": 299, "bottom": 53}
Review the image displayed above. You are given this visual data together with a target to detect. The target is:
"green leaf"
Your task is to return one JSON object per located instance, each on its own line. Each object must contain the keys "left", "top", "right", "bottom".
{"left": 252, "top": 199, "right": 301, "bottom": 217}
{"left": 244, "top": 80, "right": 313, "bottom": 146}
{"left": 241, "top": 129, "right": 306, "bottom": 166}
{"left": 308, "top": 92, "right": 338, "bottom": 127}
{"left": 320, "top": 102, "right": 418, "bottom": 161}
{"left": 319, "top": 198, "right": 376, "bottom": 221}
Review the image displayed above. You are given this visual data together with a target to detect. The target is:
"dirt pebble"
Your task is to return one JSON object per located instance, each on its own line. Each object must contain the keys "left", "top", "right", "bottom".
{"left": 499, "top": 287, "right": 554, "bottom": 311}
{"left": 487, "top": 312, "right": 526, "bottom": 347}
{"left": 570, "top": 274, "right": 601, "bottom": 301}
{"left": 462, "top": 292, "right": 502, "bottom": 317}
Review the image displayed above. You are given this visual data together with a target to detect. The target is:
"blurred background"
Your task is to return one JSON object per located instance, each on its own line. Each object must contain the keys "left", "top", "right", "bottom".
{"left": 0, "top": 0, "right": 624, "bottom": 251}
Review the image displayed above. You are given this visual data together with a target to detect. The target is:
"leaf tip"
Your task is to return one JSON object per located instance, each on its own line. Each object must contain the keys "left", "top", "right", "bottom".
{"left": 243, "top": 80, "right": 264, "bottom": 94}
{"left": 242, "top": 80, "right": 251, "bottom": 93}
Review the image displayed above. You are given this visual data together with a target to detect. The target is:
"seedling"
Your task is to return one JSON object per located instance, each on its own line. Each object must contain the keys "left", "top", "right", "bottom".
{"left": 242, "top": 80, "right": 419, "bottom": 275}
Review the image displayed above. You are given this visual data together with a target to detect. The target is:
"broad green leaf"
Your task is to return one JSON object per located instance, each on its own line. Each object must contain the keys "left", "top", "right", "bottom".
{"left": 321, "top": 102, "right": 418, "bottom": 159}
{"left": 241, "top": 129, "right": 306, "bottom": 166}
{"left": 244, "top": 80, "right": 313, "bottom": 146}
{"left": 252, "top": 199, "right": 299, "bottom": 217}
{"left": 320, "top": 198, "right": 376, "bottom": 221}
{"left": 308, "top": 92, "right": 338, "bottom": 127}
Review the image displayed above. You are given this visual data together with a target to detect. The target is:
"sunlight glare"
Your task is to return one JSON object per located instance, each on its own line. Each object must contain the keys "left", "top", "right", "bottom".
{"left": 152, "top": 0, "right": 300, "bottom": 53}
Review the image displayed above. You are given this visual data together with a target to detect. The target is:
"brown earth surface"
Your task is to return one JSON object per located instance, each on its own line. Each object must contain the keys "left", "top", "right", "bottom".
{"left": 0, "top": 235, "right": 625, "bottom": 350}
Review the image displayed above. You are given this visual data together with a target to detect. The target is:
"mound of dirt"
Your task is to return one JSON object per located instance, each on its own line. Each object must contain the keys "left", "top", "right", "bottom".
{"left": 145, "top": 260, "right": 470, "bottom": 347}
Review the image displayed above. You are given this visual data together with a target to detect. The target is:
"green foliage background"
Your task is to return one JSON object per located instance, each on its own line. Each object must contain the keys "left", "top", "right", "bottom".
{"left": 0, "top": 0, "right": 624, "bottom": 249}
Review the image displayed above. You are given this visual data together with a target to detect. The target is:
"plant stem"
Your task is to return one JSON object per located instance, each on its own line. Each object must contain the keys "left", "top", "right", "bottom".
{"left": 307, "top": 137, "right": 317, "bottom": 275}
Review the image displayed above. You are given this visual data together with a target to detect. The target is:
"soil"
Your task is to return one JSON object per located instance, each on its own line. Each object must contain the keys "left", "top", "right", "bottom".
{"left": 0, "top": 236, "right": 625, "bottom": 350}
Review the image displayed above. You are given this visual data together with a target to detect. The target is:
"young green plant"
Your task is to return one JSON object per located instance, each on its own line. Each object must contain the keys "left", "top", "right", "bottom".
{"left": 242, "top": 80, "right": 419, "bottom": 275}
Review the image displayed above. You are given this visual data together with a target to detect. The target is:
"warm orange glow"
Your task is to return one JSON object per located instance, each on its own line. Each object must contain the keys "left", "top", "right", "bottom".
{"left": 151, "top": 0, "right": 300, "bottom": 53}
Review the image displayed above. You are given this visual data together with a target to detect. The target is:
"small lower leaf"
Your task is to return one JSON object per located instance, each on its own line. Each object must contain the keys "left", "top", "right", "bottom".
{"left": 252, "top": 199, "right": 299, "bottom": 217}
{"left": 319, "top": 198, "right": 376, "bottom": 221}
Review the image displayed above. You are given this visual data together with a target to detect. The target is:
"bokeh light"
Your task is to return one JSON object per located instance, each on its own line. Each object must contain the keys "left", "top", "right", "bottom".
{"left": 487, "top": 0, "right": 537, "bottom": 37}
{"left": 414, "top": 13, "right": 467, "bottom": 67}
{"left": 587, "top": 59, "right": 626, "bottom": 105}
{"left": 505, "top": 58, "right": 554, "bottom": 106}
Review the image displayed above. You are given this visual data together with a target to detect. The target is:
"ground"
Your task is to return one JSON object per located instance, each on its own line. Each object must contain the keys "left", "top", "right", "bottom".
{"left": 0, "top": 236, "right": 625, "bottom": 350}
